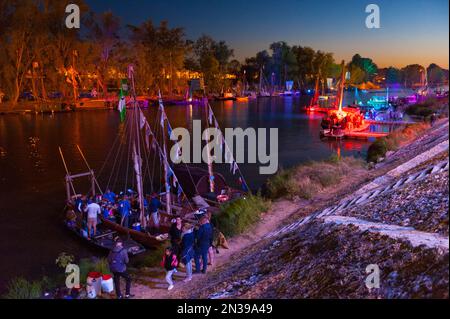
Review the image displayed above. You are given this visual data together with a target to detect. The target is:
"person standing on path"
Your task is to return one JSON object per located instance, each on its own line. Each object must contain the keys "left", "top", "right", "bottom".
{"left": 194, "top": 216, "right": 213, "bottom": 274}
{"left": 169, "top": 217, "right": 183, "bottom": 258}
{"left": 108, "top": 239, "right": 134, "bottom": 299}
{"left": 161, "top": 247, "right": 178, "bottom": 290}
{"left": 181, "top": 224, "right": 195, "bottom": 282}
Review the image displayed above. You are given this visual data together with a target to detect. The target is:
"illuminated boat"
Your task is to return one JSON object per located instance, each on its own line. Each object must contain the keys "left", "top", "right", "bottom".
{"left": 215, "top": 92, "right": 236, "bottom": 101}
{"left": 319, "top": 61, "right": 368, "bottom": 137}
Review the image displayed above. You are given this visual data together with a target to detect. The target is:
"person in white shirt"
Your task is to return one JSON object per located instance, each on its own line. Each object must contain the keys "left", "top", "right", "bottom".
{"left": 84, "top": 201, "right": 101, "bottom": 239}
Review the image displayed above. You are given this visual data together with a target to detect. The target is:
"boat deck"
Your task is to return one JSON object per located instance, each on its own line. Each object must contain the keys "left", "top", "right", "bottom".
{"left": 366, "top": 119, "right": 415, "bottom": 125}
{"left": 344, "top": 131, "right": 389, "bottom": 139}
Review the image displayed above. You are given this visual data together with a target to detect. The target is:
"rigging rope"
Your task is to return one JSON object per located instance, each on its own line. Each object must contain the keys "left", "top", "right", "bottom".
{"left": 206, "top": 101, "right": 250, "bottom": 192}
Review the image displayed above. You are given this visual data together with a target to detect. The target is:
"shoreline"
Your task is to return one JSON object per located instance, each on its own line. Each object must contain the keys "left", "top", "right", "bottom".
{"left": 129, "top": 119, "right": 448, "bottom": 299}
{"left": 0, "top": 114, "right": 447, "bottom": 298}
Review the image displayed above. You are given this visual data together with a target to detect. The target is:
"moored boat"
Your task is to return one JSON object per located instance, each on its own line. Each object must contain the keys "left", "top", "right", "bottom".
{"left": 64, "top": 215, "right": 146, "bottom": 255}
{"left": 214, "top": 92, "right": 236, "bottom": 101}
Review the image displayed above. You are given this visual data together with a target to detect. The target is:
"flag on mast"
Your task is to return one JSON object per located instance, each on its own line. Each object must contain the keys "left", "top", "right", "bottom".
{"left": 118, "top": 79, "right": 129, "bottom": 122}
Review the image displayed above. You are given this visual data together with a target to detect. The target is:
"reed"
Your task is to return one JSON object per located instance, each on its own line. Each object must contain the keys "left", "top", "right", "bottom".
{"left": 3, "top": 277, "right": 42, "bottom": 299}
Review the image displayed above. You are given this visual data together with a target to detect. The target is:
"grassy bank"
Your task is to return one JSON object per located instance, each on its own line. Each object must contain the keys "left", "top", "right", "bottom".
{"left": 212, "top": 194, "right": 271, "bottom": 237}
{"left": 265, "top": 156, "right": 366, "bottom": 200}
{"left": 366, "top": 123, "right": 430, "bottom": 163}
{"left": 2, "top": 255, "right": 111, "bottom": 299}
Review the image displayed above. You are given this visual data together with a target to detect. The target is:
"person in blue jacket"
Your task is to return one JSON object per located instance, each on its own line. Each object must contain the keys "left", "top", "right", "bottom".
{"left": 181, "top": 223, "right": 195, "bottom": 282}
{"left": 118, "top": 195, "right": 131, "bottom": 228}
{"left": 103, "top": 189, "right": 116, "bottom": 204}
{"left": 194, "top": 216, "right": 213, "bottom": 274}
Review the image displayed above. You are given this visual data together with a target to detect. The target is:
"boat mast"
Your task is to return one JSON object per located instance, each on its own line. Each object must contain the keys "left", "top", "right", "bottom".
{"left": 311, "top": 76, "right": 320, "bottom": 106}
{"left": 337, "top": 60, "right": 346, "bottom": 112}
{"left": 204, "top": 98, "right": 215, "bottom": 193}
{"left": 159, "top": 93, "right": 172, "bottom": 214}
{"left": 129, "top": 65, "right": 146, "bottom": 227}
{"left": 242, "top": 70, "right": 246, "bottom": 96}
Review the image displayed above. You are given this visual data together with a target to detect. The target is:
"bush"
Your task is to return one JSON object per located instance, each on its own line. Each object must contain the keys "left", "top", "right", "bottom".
{"left": 405, "top": 97, "right": 448, "bottom": 119}
{"left": 131, "top": 245, "right": 166, "bottom": 269}
{"left": 3, "top": 277, "right": 42, "bottom": 299}
{"left": 266, "top": 168, "right": 292, "bottom": 199}
{"left": 405, "top": 104, "right": 434, "bottom": 118}
{"left": 367, "top": 139, "right": 387, "bottom": 163}
{"left": 212, "top": 194, "right": 271, "bottom": 237}
{"left": 266, "top": 156, "right": 365, "bottom": 200}
{"left": 366, "top": 123, "right": 429, "bottom": 163}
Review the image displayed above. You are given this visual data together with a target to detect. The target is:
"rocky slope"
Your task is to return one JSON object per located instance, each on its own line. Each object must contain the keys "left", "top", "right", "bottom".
{"left": 178, "top": 121, "right": 449, "bottom": 299}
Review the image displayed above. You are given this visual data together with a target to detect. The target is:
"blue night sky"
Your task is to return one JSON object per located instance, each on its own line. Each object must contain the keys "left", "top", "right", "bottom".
{"left": 86, "top": 0, "right": 449, "bottom": 68}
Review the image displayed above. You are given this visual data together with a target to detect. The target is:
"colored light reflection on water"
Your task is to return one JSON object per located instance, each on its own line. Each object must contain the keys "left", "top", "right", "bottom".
{"left": 0, "top": 96, "right": 386, "bottom": 290}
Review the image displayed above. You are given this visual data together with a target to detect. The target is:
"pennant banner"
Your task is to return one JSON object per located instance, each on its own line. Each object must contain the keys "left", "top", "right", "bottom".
{"left": 145, "top": 123, "right": 151, "bottom": 149}
{"left": 139, "top": 110, "right": 146, "bottom": 129}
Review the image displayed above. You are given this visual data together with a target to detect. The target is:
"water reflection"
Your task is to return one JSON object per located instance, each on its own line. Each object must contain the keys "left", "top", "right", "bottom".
{"left": 0, "top": 96, "right": 376, "bottom": 290}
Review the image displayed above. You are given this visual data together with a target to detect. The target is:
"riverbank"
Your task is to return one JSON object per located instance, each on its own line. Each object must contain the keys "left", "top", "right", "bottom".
{"left": 130, "top": 119, "right": 448, "bottom": 299}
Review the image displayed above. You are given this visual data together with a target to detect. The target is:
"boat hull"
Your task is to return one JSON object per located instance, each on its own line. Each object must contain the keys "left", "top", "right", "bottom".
{"left": 65, "top": 221, "right": 146, "bottom": 255}
{"left": 100, "top": 217, "right": 170, "bottom": 248}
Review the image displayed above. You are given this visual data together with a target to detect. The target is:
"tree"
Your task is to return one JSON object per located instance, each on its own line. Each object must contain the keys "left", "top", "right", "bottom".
{"left": 292, "top": 46, "right": 315, "bottom": 87}
{"left": 191, "top": 35, "right": 234, "bottom": 92}
{"left": 269, "top": 42, "right": 298, "bottom": 87}
{"left": 349, "top": 54, "right": 378, "bottom": 82}
{"left": 128, "top": 20, "right": 187, "bottom": 95}
{"left": 347, "top": 64, "right": 365, "bottom": 85}
{"left": 86, "top": 11, "right": 121, "bottom": 96}
{"left": 427, "top": 63, "right": 448, "bottom": 85}
{"left": 312, "top": 50, "right": 334, "bottom": 83}
{"left": 385, "top": 67, "right": 402, "bottom": 85}
{"left": 0, "top": 0, "right": 41, "bottom": 106}
{"left": 402, "top": 64, "right": 423, "bottom": 87}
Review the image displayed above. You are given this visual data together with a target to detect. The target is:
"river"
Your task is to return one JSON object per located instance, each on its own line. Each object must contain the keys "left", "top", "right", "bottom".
{"left": 0, "top": 95, "right": 395, "bottom": 292}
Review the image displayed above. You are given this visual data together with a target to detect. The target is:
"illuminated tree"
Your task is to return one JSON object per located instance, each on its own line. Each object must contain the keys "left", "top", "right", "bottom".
{"left": 349, "top": 54, "right": 378, "bottom": 82}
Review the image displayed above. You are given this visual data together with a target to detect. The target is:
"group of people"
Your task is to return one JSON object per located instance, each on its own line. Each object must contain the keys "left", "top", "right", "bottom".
{"left": 67, "top": 189, "right": 221, "bottom": 297}
{"left": 66, "top": 189, "right": 163, "bottom": 240}
{"left": 365, "top": 108, "right": 404, "bottom": 121}
{"left": 162, "top": 212, "right": 214, "bottom": 290}
{"left": 106, "top": 211, "right": 215, "bottom": 297}
{"left": 323, "top": 111, "right": 366, "bottom": 136}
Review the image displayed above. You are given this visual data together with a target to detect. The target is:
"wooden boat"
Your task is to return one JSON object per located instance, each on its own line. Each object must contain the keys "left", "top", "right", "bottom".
{"left": 236, "top": 96, "right": 249, "bottom": 102}
{"left": 60, "top": 67, "right": 249, "bottom": 251}
{"left": 59, "top": 67, "right": 195, "bottom": 250}
{"left": 99, "top": 216, "right": 170, "bottom": 248}
{"left": 320, "top": 128, "right": 345, "bottom": 139}
{"left": 214, "top": 92, "right": 236, "bottom": 101}
{"left": 64, "top": 214, "right": 146, "bottom": 255}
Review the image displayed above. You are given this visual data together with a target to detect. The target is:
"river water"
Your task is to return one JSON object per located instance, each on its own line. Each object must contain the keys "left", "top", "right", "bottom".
{"left": 0, "top": 95, "right": 394, "bottom": 291}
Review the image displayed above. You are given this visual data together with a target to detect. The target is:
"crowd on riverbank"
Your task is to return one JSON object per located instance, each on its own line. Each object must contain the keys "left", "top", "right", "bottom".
{"left": 129, "top": 119, "right": 448, "bottom": 299}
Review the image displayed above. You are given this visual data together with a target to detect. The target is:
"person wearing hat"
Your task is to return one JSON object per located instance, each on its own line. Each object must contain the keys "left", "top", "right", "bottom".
{"left": 181, "top": 223, "right": 195, "bottom": 282}
{"left": 107, "top": 239, "right": 133, "bottom": 299}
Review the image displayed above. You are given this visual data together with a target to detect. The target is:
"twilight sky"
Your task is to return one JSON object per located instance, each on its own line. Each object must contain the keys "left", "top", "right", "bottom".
{"left": 86, "top": 0, "right": 449, "bottom": 68}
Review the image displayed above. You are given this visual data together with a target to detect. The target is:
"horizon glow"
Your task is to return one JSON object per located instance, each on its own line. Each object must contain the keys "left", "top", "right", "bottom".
{"left": 86, "top": 0, "right": 449, "bottom": 69}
